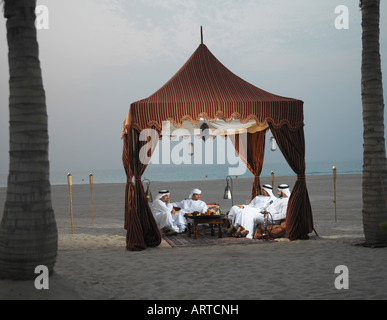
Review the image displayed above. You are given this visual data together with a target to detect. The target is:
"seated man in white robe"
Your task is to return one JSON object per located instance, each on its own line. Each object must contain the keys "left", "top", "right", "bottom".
{"left": 266, "top": 184, "right": 291, "bottom": 222}
{"left": 253, "top": 184, "right": 291, "bottom": 239}
{"left": 228, "top": 184, "right": 277, "bottom": 232}
{"left": 231, "top": 184, "right": 277, "bottom": 237}
{"left": 236, "top": 184, "right": 291, "bottom": 239}
{"left": 171, "top": 188, "right": 208, "bottom": 217}
{"left": 151, "top": 190, "right": 186, "bottom": 235}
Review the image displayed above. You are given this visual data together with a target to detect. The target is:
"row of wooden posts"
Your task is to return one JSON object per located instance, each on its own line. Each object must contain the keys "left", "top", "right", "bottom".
{"left": 65, "top": 167, "right": 338, "bottom": 234}
{"left": 67, "top": 173, "right": 94, "bottom": 235}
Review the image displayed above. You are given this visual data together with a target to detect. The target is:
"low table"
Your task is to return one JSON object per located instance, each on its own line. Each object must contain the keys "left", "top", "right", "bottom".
{"left": 185, "top": 214, "right": 227, "bottom": 239}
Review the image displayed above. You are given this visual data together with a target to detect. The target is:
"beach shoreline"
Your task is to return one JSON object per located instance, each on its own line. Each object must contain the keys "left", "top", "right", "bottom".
{"left": 1, "top": 173, "right": 387, "bottom": 300}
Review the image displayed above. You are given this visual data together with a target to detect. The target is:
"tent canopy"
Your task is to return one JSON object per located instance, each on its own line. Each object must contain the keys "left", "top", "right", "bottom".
{"left": 122, "top": 39, "right": 313, "bottom": 251}
{"left": 123, "top": 43, "right": 304, "bottom": 135}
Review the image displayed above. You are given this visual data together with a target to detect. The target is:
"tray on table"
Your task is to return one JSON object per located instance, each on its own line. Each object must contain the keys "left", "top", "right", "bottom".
{"left": 184, "top": 213, "right": 227, "bottom": 239}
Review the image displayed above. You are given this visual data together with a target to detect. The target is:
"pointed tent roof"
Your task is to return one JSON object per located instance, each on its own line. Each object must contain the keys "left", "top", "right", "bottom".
{"left": 124, "top": 43, "right": 304, "bottom": 134}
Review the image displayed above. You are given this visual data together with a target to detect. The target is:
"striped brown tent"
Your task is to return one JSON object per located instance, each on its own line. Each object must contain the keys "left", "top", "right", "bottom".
{"left": 122, "top": 38, "right": 313, "bottom": 251}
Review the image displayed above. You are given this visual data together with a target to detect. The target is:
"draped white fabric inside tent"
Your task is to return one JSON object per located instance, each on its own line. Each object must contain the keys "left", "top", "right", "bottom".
{"left": 161, "top": 117, "right": 269, "bottom": 139}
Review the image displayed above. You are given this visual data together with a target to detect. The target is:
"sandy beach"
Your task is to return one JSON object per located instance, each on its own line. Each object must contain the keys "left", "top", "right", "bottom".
{"left": 0, "top": 173, "right": 386, "bottom": 300}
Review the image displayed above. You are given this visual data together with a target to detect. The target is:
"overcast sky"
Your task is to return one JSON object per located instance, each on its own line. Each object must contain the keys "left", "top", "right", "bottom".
{"left": 0, "top": 0, "right": 386, "bottom": 176}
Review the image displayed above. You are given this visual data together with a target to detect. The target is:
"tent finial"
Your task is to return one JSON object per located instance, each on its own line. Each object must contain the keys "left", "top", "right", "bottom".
{"left": 200, "top": 26, "right": 203, "bottom": 44}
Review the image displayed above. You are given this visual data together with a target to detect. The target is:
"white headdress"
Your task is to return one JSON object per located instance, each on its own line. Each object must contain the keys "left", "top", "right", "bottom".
{"left": 155, "top": 190, "right": 170, "bottom": 201}
{"left": 262, "top": 184, "right": 275, "bottom": 198}
{"left": 189, "top": 188, "right": 201, "bottom": 200}
{"left": 278, "top": 184, "right": 291, "bottom": 197}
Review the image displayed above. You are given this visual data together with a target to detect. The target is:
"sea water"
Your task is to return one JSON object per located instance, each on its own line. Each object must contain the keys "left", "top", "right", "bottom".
{"left": 0, "top": 160, "right": 361, "bottom": 187}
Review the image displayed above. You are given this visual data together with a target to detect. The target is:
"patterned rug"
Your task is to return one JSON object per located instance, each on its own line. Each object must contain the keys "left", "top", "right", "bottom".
{"left": 162, "top": 228, "right": 277, "bottom": 248}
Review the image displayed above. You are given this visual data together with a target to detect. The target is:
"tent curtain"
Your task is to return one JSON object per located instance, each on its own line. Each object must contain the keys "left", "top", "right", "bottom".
{"left": 125, "top": 129, "right": 161, "bottom": 251}
{"left": 230, "top": 130, "right": 267, "bottom": 200}
{"left": 122, "top": 135, "right": 134, "bottom": 231}
{"left": 268, "top": 123, "right": 313, "bottom": 240}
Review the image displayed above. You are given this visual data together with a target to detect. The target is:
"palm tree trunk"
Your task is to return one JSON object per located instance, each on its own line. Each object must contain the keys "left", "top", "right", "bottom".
{"left": 361, "top": 0, "right": 387, "bottom": 245}
{"left": 0, "top": 0, "right": 57, "bottom": 279}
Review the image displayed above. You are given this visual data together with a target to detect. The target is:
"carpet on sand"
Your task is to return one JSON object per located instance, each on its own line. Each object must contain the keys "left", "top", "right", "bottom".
{"left": 162, "top": 228, "right": 277, "bottom": 248}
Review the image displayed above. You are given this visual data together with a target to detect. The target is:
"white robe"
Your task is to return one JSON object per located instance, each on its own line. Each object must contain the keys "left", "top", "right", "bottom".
{"left": 266, "top": 197, "right": 289, "bottom": 222}
{"left": 171, "top": 199, "right": 208, "bottom": 230}
{"left": 233, "top": 195, "right": 276, "bottom": 239}
{"left": 151, "top": 199, "right": 186, "bottom": 233}
{"left": 246, "top": 197, "right": 289, "bottom": 239}
{"left": 171, "top": 199, "right": 208, "bottom": 215}
{"left": 227, "top": 205, "right": 243, "bottom": 225}
{"left": 228, "top": 195, "right": 269, "bottom": 225}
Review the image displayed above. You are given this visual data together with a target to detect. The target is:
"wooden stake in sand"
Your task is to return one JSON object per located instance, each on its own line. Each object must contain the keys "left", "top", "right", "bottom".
{"left": 271, "top": 171, "right": 275, "bottom": 190}
{"left": 333, "top": 166, "right": 337, "bottom": 222}
{"left": 67, "top": 173, "right": 74, "bottom": 234}
{"left": 89, "top": 173, "right": 94, "bottom": 226}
